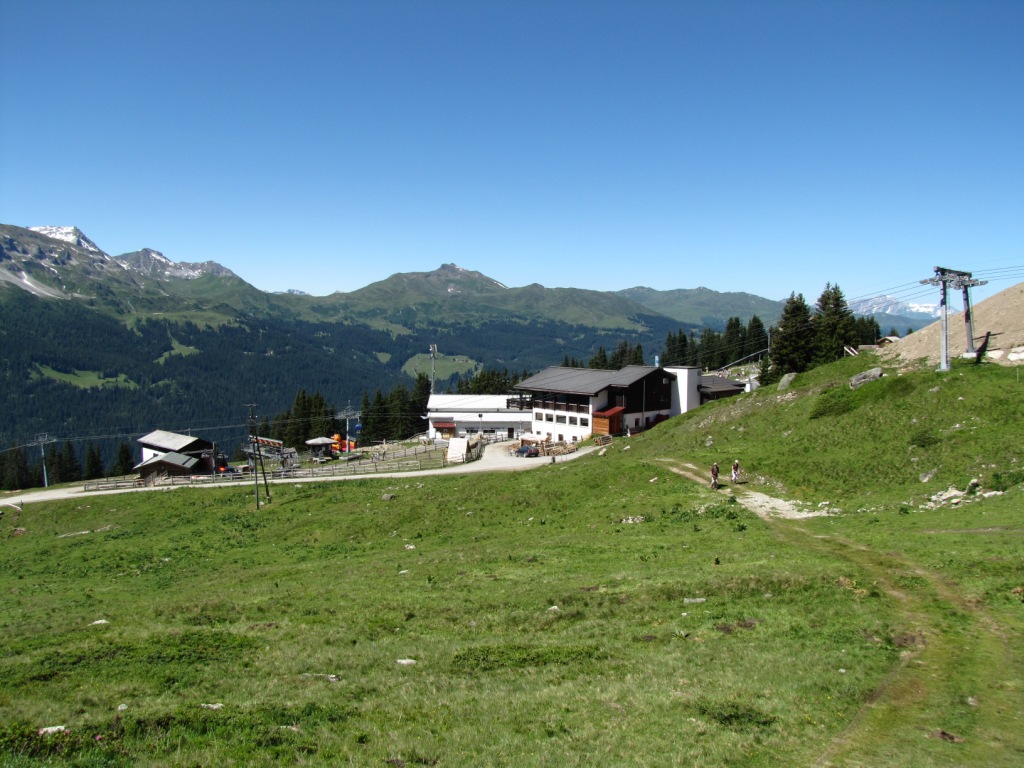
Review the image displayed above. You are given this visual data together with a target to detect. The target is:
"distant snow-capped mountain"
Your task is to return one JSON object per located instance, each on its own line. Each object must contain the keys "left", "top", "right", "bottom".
{"left": 29, "top": 225, "right": 104, "bottom": 254}
{"left": 24, "top": 226, "right": 236, "bottom": 281}
{"left": 849, "top": 295, "right": 943, "bottom": 319}
{"left": 116, "top": 248, "right": 238, "bottom": 280}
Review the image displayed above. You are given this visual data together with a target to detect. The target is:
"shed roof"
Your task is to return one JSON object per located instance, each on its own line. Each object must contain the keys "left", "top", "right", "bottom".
{"left": 427, "top": 394, "right": 523, "bottom": 412}
{"left": 137, "top": 430, "right": 211, "bottom": 453}
{"left": 134, "top": 451, "right": 200, "bottom": 471}
{"left": 698, "top": 375, "right": 746, "bottom": 394}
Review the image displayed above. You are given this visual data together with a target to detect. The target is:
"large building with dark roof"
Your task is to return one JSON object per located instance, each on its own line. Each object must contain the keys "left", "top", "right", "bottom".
{"left": 510, "top": 365, "right": 746, "bottom": 443}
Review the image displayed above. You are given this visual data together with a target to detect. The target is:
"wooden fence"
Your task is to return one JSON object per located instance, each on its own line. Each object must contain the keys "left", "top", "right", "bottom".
{"left": 83, "top": 442, "right": 453, "bottom": 492}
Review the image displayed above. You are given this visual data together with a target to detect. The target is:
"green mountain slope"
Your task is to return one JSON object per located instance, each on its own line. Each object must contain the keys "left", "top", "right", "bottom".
{"left": 617, "top": 285, "right": 786, "bottom": 328}
{"left": 648, "top": 353, "right": 1023, "bottom": 507}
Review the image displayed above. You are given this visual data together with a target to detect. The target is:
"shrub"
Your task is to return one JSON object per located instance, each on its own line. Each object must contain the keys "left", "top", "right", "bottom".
{"left": 809, "top": 387, "right": 856, "bottom": 419}
{"left": 990, "top": 469, "right": 1024, "bottom": 492}
{"left": 909, "top": 427, "right": 939, "bottom": 449}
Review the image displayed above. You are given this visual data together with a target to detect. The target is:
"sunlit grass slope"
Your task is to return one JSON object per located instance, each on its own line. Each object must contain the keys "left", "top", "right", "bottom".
{"left": 3, "top": 352, "right": 1023, "bottom": 766}
{"left": 3, "top": 459, "right": 898, "bottom": 766}
{"left": 652, "top": 353, "right": 1024, "bottom": 508}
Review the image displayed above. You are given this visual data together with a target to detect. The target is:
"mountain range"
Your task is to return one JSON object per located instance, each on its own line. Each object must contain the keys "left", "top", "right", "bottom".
{"left": 0, "top": 223, "right": 935, "bottom": 458}
{"left": 2, "top": 224, "right": 934, "bottom": 330}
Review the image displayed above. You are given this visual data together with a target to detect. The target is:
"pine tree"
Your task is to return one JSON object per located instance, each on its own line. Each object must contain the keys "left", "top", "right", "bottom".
{"left": 811, "top": 283, "right": 858, "bottom": 364}
{"left": 765, "top": 292, "right": 814, "bottom": 382}
{"left": 112, "top": 441, "right": 136, "bottom": 477}
{"left": 60, "top": 440, "right": 82, "bottom": 483}
{"left": 855, "top": 317, "right": 882, "bottom": 345}
{"left": 1, "top": 449, "right": 33, "bottom": 491}
{"left": 359, "top": 391, "right": 372, "bottom": 443}
{"left": 589, "top": 346, "right": 609, "bottom": 369}
{"left": 387, "top": 386, "right": 411, "bottom": 440}
{"left": 697, "top": 328, "right": 722, "bottom": 371}
{"left": 308, "top": 391, "right": 335, "bottom": 439}
{"left": 44, "top": 443, "right": 61, "bottom": 485}
{"left": 745, "top": 316, "right": 769, "bottom": 359}
{"left": 664, "top": 329, "right": 689, "bottom": 366}
{"left": 361, "top": 390, "right": 387, "bottom": 445}
{"left": 409, "top": 373, "right": 431, "bottom": 437}
{"left": 84, "top": 442, "right": 105, "bottom": 480}
{"left": 286, "top": 389, "right": 311, "bottom": 448}
{"left": 722, "top": 317, "right": 746, "bottom": 365}
{"left": 608, "top": 340, "right": 632, "bottom": 369}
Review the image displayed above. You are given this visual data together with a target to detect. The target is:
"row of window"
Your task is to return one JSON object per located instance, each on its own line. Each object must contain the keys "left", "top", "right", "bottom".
{"left": 535, "top": 411, "right": 590, "bottom": 427}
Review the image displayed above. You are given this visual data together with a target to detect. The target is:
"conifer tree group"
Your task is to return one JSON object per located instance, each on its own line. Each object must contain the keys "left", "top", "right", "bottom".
{"left": 0, "top": 438, "right": 139, "bottom": 491}
{"left": 761, "top": 284, "right": 880, "bottom": 384}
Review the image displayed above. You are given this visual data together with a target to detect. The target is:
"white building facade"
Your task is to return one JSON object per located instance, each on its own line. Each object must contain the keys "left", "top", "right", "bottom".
{"left": 513, "top": 365, "right": 709, "bottom": 443}
{"left": 425, "top": 394, "right": 534, "bottom": 441}
{"left": 426, "top": 365, "right": 742, "bottom": 445}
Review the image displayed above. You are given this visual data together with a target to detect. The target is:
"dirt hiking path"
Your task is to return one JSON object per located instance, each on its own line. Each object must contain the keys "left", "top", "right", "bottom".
{"left": 656, "top": 458, "right": 826, "bottom": 520}
{"left": 660, "top": 455, "right": 1024, "bottom": 766}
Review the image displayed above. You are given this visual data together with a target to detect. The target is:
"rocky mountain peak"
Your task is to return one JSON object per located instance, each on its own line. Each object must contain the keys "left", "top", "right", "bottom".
{"left": 28, "top": 226, "right": 104, "bottom": 254}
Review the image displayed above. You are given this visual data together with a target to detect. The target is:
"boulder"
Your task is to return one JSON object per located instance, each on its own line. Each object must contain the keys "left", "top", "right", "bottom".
{"left": 849, "top": 367, "right": 884, "bottom": 390}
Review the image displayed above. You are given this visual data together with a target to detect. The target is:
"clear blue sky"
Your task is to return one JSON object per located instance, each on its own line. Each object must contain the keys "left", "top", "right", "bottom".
{"left": 2, "top": 0, "right": 1021, "bottom": 307}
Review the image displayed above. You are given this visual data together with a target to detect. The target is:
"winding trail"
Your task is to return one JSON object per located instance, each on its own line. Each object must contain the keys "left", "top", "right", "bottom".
{"left": 658, "top": 456, "right": 1024, "bottom": 766}
{"left": 656, "top": 458, "right": 825, "bottom": 520}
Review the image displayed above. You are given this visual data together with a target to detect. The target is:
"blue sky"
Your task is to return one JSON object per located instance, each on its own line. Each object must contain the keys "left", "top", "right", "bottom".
{"left": 2, "top": 0, "right": 1021, "bottom": 307}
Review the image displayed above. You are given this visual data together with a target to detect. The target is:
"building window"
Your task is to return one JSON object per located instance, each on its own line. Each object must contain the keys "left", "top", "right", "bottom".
{"left": 556, "top": 415, "right": 566, "bottom": 424}
{"left": 569, "top": 417, "right": 577, "bottom": 425}
{"left": 581, "top": 418, "right": 589, "bottom": 427}
{"left": 545, "top": 413, "right": 554, "bottom": 422}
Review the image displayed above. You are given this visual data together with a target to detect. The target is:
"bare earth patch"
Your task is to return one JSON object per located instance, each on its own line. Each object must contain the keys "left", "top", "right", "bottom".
{"left": 738, "top": 489, "right": 825, "bottom": 520}
{"left": 659, "top": 459, "right": 826, "bottom": 520}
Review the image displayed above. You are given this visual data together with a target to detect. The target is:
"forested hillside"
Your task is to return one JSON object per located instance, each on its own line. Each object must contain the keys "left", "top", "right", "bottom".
{"left": 0, "top": 290, "right": 683, "bottom": 468}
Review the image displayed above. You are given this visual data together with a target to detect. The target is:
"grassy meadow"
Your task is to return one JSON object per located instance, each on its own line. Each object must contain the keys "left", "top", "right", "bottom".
{"left": 2, "top": 353, "right": 1023, "bottom": 766}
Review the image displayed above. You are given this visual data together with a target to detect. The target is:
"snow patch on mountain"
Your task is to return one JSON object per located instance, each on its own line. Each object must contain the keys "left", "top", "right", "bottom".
{"left": 849, "top": 295, "right": 942, "bottom": 319}
{"left": 29, "top": 226, "right": 105, "bottom": 255}
{"left": 114, "top": 248, "right": 205, "bottom": 279}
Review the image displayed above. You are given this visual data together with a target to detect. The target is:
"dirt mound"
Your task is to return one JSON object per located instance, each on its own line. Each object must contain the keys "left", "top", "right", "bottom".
{"left": 882, "top": 282, "right": 1024, "bottom": 367}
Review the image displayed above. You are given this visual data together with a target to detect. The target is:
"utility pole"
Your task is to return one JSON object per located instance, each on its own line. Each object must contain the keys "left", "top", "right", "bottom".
{"left": 34, "top": 433, "right": 55, "bottom": 487}
{"left": 429, "top": 344, "right": 438, "bottom": 394}
{"left": 246, "top": 404, "right": 261, "bottom": 509}
{"left": 958, "top": 274, "right": 987, "bottom": 355}
{"left": 920, "top": 267, "right": 988, "bottom": 370}
{"left": 336, "top": 403, "right": 360, "bottom": 452}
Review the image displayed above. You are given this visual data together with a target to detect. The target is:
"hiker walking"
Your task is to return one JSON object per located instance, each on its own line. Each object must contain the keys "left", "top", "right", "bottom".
{"left": 731, "top": 460, "right": 741, "bottom": 484}
{"left": 710, "top": 462, "right": 720, "bottom": 489}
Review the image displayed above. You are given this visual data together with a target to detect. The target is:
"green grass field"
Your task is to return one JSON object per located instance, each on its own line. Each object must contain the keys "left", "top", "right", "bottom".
{"left": 32, "top": 365, "right": 138, "bottom": 390}
{"left": 2, "top": 353, "right": 1022, "bottom": 766}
